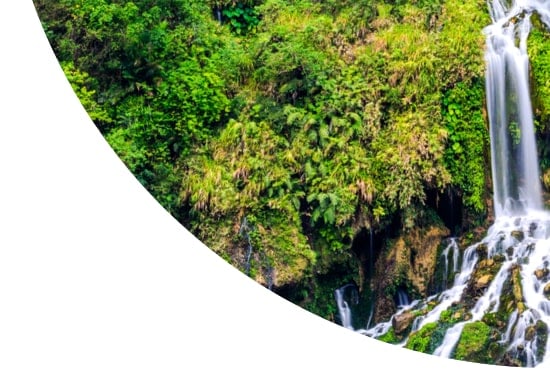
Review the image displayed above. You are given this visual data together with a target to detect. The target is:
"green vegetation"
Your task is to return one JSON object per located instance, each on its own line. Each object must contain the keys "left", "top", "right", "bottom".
{"left": 442, "top": 80, "right": 488, "bottom": 212}
{"left": 453, "top": 321, "right": 493, "bottom": 362}
{"left": 528, "top": 19, "right": 550, "bottom": 187}
{"left": 405, "top": 322, "right": 441, "bottom": 354}
{"left": 378, "top": 327, "right": 401, "bottom": 344}
{"left": 35, "top": 0, "right": 493, "bottom": 317}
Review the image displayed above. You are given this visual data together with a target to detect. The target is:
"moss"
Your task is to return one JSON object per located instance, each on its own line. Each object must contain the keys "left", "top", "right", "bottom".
{"left": 439, "top": 305, "right": 468, "bottom": 325}
{"left": 482, "top": 312, "right": 506, "bottom": 329}
{"left": 511, "top": 265, "right": 526, "bottom": 314}
{"left": 536, "top": 320, "right": 548, "bottom": 363}
{"left": 405, "top": 322, "right": 440, "bottom": 354}
{"left": 453, "top": 321, "right": 494, "bottom": 363}
{"left": 439, "top": 308, "right": 453, "bottom": 323}
{"left": 378, "top": 327, "right": 401, "bottom": 344}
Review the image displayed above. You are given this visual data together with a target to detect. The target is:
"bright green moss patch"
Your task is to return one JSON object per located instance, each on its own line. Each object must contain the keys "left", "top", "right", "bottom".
{"left": 405, "top": 322, "right": 439, "bottom": 354}
{"left": 378, "top": 327, "right": 401, "bottom": 344}
{"left": 453, "top": 321, "right": 492, "bottom": 362}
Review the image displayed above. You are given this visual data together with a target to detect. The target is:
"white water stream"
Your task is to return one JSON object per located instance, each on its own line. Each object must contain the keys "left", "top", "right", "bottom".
{"left": 486, "top": 0, "right": 549, "bottom": 217}
{"left": 334, "top": 0, "right": 550, "bottom": 366}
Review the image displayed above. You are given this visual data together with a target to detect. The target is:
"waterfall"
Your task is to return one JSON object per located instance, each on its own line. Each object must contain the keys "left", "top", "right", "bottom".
{"left": 359, "top": 214, "right": 550, "bottom": 366}
{"left": 335, "top": 284, "right": 358, "bottom": 330}
{"left": 440, "top": 237, "right": 460, "bottom": 291}
{"left": 334, "top": 1, "right": 550, "bottom": 365}
{"left": 239, "top": 216, "right": 254, "bottom": 276}
{"left": 485, "top": 0, "right": 548, "bottom": 217}
{"left": 396, "top": 289, "right": 410, "bottom": 308}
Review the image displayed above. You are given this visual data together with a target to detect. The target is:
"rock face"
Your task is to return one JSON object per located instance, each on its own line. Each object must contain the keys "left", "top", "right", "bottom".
{"left": 392, "top": 310, "right": 416, "bottom": 335}
{"left": 372, "top": 225, "right": 449, "bottom": 323}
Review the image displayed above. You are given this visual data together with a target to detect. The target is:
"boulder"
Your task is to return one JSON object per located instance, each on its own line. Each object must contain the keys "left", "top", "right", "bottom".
{"left": 392, "top": 310, "right": 416, "bottom": 335}
{"left": 535, "top": 268, "right": 549, "bottom": 280}
{"left": 511, "top": 230, "right": 524, "bottom": 241}
{"left": 475, "top": 274, "right": 492, "bottom": 289}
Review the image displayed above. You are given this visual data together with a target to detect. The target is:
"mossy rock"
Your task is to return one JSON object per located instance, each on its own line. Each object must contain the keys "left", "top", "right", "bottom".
{"left": 440, "top": 305, "right": 468, "bottom": 325}
{"left": 535, "top": 320, "right": 548, "bottom": 362}
{"left": 462, "top": 256, "right": 503, "bottom": 309}
{"left": 378, "top": 327, "right": 401, "bottom": 344}
{"left": 405, "top": 322, "right": 443, "bottom": 354}
{"left": 476, "top": 243, "right": 488, "bottom": 259}
{"left": 493, "top": 254, "right": 505, "bottom": 263}
{"left": 496, "top": 263, "right": 526, "bottom": 319}
{"left": 453, "top": 321, "right": 493, "bottom": 363}
{"left": 525, "top": 324, "right": 537, "bottom": 341}
{"left": 482, "top": 312, "right": 507, "bottom": 330}
{"left": 534, "top": 268, "right": 549, "bottom": 281}
{"left": 511, "top": 230, "right": 524, "bottom": 241}
{"left": 511, "top": 265, "right": 525, "bottom": 313}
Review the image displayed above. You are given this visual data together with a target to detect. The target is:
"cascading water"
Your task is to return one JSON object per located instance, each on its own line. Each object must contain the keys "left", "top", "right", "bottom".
{"left": 440, "top": 238, "right": 460, "bottom": 292}
{"left": 334, "top": 1, "right": 550, "bottom": 366}
{"left": 335, "top": 283, "right": 360, "bottom": 330}
{"left": 485, "top": 0, "right": 548, "bottom": 217}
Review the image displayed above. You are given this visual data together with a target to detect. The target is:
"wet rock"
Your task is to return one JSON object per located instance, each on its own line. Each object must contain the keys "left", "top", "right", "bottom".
{"left": 392, "top": 310, "right": 415, "bottom": 335}
{"left": 475, "top": 274, "right": 492, "bottom": 289}
{"left": 543, "top": 283, "right": 550, "bottom": 298}
{"left": 525, "top": 325, "right": 536, "bottom": 341}
{"left": 494, "top": 254, "right": 505, "bottom": 263}
{"left": 534, "top": 268, "right": 549, "bottom": 280}
{"left": 511, "top": 266, "right": 525, "bottom": 313}
{"left": 511, "top": 230, "right": 524, "bottom": 241}
{"left": 478, "top": 259, "right": 495, "bottom": 269}
{"left": 529, "top": 222, "right": 537, "bottom": 237}
{"left": 372, "top": 225, "right": 449, "bottom": 323}
{"left": 506, "top": 247, "right": 514, "bottom": 258}
{"left": 476, "top": 243, "right": 488, "bottom": 259}
{"left": 498, "top": 353, "right": 523, "bottom": 367}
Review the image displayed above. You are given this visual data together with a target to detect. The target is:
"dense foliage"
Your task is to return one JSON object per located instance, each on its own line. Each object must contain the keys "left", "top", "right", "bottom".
{"left": 38, "top": 0, "right": 547, "bottom": 327}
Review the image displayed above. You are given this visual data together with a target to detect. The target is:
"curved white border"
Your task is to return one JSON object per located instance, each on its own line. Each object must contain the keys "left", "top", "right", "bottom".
{"left": 0, "top": 1, "right": 496, "bottom": 368}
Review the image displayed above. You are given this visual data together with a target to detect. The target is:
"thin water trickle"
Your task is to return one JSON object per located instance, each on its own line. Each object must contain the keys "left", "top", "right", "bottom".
{"left": 440, "top": 238, "right": 460, "bottom": 291}
{"left": 335, "top": 283, "right": 360, "bottom": 330}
